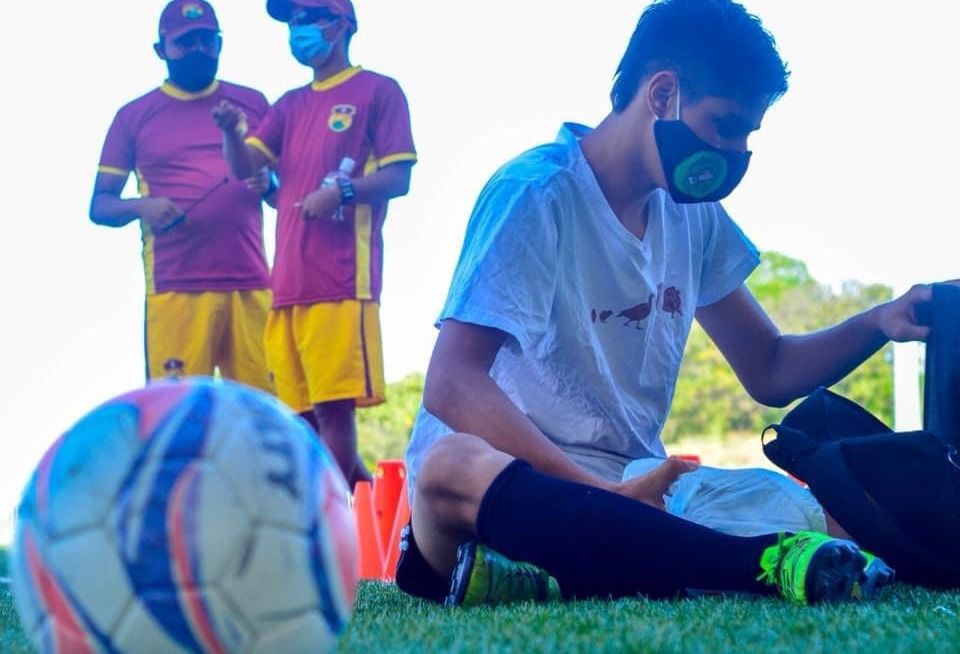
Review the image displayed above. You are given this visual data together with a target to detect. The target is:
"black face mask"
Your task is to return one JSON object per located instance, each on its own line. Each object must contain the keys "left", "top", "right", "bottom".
{"left": 166, "top": 52, "right": 219, "bottom": 92}
{"left": 654, "top": 119, "right": 751, "bottom": 204}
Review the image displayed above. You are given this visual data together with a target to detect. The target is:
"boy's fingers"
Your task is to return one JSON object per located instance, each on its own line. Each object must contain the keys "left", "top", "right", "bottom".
{"left": 899, "top": 325, "right": 931, "bottom": 342}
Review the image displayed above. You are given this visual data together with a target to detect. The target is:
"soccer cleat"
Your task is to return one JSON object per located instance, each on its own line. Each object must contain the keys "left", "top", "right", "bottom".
{"left": 444, "top": 541, "right": 562, "bottom": 608}
{"left": 853, "top": 550, "right": 896, "bottom": 600}
{"left": 758, "top": 531, "right": 871, "bottom": 605}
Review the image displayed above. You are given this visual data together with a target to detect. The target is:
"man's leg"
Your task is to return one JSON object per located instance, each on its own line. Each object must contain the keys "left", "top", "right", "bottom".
{"left": 409, "top": 434, "right": 872, "bottom": 603}
{"left": 298, "top": 407, "right": 370, "bottom": 485}
{"left": 313, "top": 399, "right": 371, "bottom": 487}
{"left": 299, "top": 410, "right": 322, "bottom": 433}
{"left": 145, "top": 292, "right": 217, "bottom": 380}
{"left": 293, "top": 300, "right": 382, "bottom": 486}
{"left": 219, "top": 289, "right": 274, "bottom": 394}
{"left": 263, "top": 306, "right": 313, "bottom": 414}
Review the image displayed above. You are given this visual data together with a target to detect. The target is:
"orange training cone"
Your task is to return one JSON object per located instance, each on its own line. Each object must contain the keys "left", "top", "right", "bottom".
{"left": 373, "top": 460, "right": 406, "bottom": 554}
{"left": 382, "top": 480, "right": 412, "bottom": 582}
{"left": 353, "top": 481, "right": 385, "bottom": 580}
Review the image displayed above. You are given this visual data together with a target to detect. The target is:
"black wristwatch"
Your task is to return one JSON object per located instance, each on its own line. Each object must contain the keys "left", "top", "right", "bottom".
{"left": 335, "top": 176, "right": 357, "bottom": 205}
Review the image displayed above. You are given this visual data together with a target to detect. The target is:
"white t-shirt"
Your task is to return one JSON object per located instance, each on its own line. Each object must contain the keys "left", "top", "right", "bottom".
{"left": 405, "top": 123, "right": 760, "bottom": 486}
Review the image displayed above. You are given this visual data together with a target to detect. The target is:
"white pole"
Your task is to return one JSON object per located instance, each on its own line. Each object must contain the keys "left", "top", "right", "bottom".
{"left": 893, "top": 282, "right": 923, "bottom": 431}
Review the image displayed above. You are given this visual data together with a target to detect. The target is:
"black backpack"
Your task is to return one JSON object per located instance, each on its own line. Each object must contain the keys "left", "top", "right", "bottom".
{"left": 763, "top": 284, "right": 960, "bottom": 587}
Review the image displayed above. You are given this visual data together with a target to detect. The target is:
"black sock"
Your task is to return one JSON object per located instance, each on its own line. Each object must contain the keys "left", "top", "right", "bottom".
{"left": 476, "top": 460, "right": 779, "bottom": 600}
{"left": 395, "top": 523, "right": 450, "bottom": 603}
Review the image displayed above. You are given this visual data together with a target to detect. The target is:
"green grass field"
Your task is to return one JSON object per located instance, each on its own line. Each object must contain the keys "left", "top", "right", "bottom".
{"left": 3, "top": 545, "right": 960, "bottom": 654}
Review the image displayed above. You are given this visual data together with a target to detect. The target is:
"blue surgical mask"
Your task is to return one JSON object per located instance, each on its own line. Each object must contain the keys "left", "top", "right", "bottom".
{"left": 289, "top": 23, "right": 333, "bottom": 66}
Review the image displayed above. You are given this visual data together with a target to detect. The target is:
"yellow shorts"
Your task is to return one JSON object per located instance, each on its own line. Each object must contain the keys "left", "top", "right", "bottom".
{"left": 265, "top": 300, "right": 385, "bottom": 412}
{"left": 145, "top": 290, "right": 273, "bottom": 393}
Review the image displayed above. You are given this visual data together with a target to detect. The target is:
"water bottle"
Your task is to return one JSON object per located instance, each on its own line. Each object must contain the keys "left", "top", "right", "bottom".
{"left": 322, "top": 157, "right": 356, "bottom": 221}
{"left": 163, "top": 358, "right": 185, "bottom": 381}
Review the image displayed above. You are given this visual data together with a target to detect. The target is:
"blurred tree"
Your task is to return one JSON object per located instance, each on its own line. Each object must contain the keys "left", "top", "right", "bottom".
{"left": 747, "top": 250, "right": 816, "bottom": 302}
{"left": 357, "top": 373, "right": 424, "bottom": 469}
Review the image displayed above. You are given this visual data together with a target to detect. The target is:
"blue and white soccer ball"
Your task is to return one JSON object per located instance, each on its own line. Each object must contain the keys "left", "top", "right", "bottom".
{"left": 10, "top": 378, "right": 359, "bottom": 654}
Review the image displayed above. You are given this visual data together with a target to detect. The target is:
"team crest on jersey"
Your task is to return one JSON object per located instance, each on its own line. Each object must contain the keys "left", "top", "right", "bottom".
{"left": 182, "top": 3, "right": 205, "bottom": 19}
{"left": 329, "top": 104, "right": 357, "bottom": 132}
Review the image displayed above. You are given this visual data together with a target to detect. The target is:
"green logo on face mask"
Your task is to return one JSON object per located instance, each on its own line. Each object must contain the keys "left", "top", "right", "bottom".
{"left": 674, "top": 151, "right": 728, "bottom": 199}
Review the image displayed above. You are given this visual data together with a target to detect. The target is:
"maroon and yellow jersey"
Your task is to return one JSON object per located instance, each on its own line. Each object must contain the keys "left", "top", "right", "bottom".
{"left": 98, "top": 81, "right": 271, "bottom": 294}
{"left": 246, "top": 66, "right": 417, "bottom": 307}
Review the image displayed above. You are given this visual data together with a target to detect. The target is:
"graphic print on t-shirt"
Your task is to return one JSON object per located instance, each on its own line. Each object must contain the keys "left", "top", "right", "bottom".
{"left": 591, "top": 283, "right": 684, "bottom": 331}
{"left": 617, "top": 293, "right": 656, "bottom": 330}
{"left": 590, "top": 309, "right": 615, "bottom": 324}
{"left": 660, "top": 284, "right": 683, "bottom": 318}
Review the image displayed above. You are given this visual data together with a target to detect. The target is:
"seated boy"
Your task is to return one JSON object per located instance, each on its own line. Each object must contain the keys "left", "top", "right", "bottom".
{"left": 398, "top": 0, "right": 922, "bottom": 606}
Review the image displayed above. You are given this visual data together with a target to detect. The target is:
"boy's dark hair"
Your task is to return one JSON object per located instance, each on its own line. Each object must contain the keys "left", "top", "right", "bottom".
{"left": 611, "top": 0, "right": 789, "bottom": 112}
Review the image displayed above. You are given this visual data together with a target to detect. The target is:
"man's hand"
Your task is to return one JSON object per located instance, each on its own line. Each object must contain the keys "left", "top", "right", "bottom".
{"left": 296, "top": 185, "right": 342, "bottom": 220}
{"left": 139, "top": 197, "right": 185, "bottom": 233}
{"left": 244, "top": 167, "right": 272, "bottom": 195}
{"left": 212, "top": 100, "right": 247, "bottom": 136}
{"left": 876, "top": 284, "right": 934, "bottom": 342}
{"left": 611, "top": 456, "right": 698, "bottom": 510}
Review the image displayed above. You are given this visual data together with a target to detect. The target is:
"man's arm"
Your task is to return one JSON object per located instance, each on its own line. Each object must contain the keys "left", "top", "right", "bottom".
{"left": 697, "top": 284, "right": 932, "bottom": 407}
{"left": 89, "top": 172, "right": 184, "bottom": 232}
{"left": 353, "top": 162, "right": 412, "bottom": 202}
{"left": 296, "top": 162, "right": 412, "bottom": 219}
{"left": 243, "top": 167, "right": 279, "bottom": 208}
{"left": 424, "top": 319, "right": 693, "bottom": 506}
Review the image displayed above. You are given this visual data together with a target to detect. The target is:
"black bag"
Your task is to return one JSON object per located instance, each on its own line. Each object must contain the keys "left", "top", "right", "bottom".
{"left": 763, "top": 284, "right": 960, "bottom": 587}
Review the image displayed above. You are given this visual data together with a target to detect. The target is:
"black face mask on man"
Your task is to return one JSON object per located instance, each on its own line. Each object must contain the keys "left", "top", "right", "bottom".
{"left": 653, "top": 98, "right": 751, "bottom": 204}
{"left": 166, "top": 52, "right": 219, "bottom": 92}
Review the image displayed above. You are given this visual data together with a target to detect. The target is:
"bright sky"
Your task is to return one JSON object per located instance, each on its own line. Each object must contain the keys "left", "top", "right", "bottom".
{"left": 1, "top": 0, "right": 957, "bottom": 541}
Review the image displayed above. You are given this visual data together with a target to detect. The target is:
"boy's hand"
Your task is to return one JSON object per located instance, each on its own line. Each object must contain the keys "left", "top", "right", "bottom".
{"left": 876, "top": 284, "right": 934, "bottom": 342}
{"left": 212, "top": 100, "right": 248, "bottom": 136}
{"left": 296, "top": 185, "right": 342, "bottom": 220}
{"left": 612, "top": 456, "right": 698, "bottom": 510}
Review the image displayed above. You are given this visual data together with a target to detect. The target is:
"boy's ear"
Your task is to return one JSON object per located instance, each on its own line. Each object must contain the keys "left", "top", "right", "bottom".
{"left": 647, "top": 71, "right": 679, "bottom": 119}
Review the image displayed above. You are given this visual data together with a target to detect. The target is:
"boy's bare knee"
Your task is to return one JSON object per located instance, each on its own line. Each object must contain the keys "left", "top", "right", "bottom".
{"left": 416, "top": 433, "right": 491, "bottom": 499}
{"left": 414, "top": 433, "right": 513, "bottom": 525}
{"left": 410, "top": 434, "right": 516, "bottom": 574}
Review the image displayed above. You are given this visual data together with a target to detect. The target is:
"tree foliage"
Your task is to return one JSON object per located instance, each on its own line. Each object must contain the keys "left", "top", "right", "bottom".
{"left": 357, "top": 373, "right": 424, "bottom": 469}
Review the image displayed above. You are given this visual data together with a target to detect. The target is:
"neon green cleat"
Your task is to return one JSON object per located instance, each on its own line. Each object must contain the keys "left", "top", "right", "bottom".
{"left": 444, "top": 541, "right": 562, "bottom": 608}
{"left": 853, "top": 550, "right": 896, "bottom": 600}
{"left": 758, "top": 532, "right": 870, "bottom": 605}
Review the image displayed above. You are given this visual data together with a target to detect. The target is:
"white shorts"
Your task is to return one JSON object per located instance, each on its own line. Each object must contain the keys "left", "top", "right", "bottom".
{"left": 623, "top": 459, "right": 828, "bottom": 537}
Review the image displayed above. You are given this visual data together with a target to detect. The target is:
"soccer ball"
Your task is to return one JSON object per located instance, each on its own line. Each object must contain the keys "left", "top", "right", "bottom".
{"left": 10, "top": 378, "right": 358, "bottom": 654}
